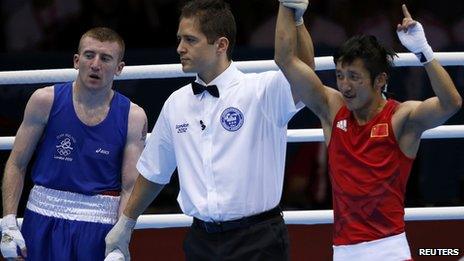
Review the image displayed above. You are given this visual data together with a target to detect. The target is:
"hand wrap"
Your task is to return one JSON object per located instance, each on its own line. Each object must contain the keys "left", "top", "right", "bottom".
{"left": 1, "top": 214, "right": 26, "bottom": 258}
{"left": 105, "top": 214, "right": 137, "bottom": 261}
{"left": 397, "top": 22, "right": 434, "bottom": 64}
{"left": 279, "top": 0, "right": 309, "bottom": 26}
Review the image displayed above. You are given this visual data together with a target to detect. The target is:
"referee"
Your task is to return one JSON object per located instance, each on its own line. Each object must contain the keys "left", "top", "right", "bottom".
{"left": 105, "top": 0, "right": 312, "bottom": 260}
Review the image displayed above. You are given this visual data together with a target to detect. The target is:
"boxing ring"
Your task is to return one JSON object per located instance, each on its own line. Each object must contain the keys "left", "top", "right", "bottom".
{"left": 1, "top": 52, "right": 463, "bottom": 259}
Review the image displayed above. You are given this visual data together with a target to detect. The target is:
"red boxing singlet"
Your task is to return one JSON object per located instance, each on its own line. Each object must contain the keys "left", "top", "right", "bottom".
{"left": 328, "top": 99, "right": 414, "bottom": 245}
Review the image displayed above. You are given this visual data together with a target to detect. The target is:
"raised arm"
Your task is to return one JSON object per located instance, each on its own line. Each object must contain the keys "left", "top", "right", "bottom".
{"left": 1, "top": 86, "right": 53, "bottom": 258}
{"left": 118, "top": 103, "right": 148, "bottom": 216}
{"left": 296, "top": 23, "right": 315, "bottom": 70}
{"left": 275, "top": 3, "right": 342, "bottom": 125}
{"left": 396, "top": 5, "right": 461, "bottom": 134}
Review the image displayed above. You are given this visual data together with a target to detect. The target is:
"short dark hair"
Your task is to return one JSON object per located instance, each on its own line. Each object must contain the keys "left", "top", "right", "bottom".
{"left": 78, "top": 27, "right": 125, "bottom": 61}
{"left": 334, "top": 35, "right": 396, "bottom": 86}
{"left": 180, "top": 0, "right": 236, "bottom": 60}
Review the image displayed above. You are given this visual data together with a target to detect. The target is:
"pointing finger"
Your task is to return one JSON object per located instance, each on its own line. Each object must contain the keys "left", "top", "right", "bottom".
{"left": 402, "top": 4, "right": 412, "bottom": 19}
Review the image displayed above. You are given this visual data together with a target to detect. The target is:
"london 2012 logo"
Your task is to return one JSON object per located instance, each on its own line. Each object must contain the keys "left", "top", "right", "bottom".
{"left": 220, "top": 107, "right": 244, "bottom": 132}
{"left": 54, "top": 133, "right": 76, "bottom": 161}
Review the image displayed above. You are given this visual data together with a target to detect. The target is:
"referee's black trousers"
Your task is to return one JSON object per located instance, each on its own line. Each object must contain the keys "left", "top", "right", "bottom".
{"left": 183, "top": 212, "right": 290, "bottom": 261}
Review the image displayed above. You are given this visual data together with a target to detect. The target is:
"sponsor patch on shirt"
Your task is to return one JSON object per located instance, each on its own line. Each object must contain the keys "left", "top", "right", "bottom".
{"left": 336, "top": 119, "right": 347, "bottom": 132}
{"left": 82, "top": 139, "right": 117, "bottom": 161}
{"left": 175, "top": 123, "right": 189, "bottom": 133}
{"left": 371, "top": 123, "right": 389, "bottom": 137}
{"left": 220, "top": 107, "right": 244, "bottom": 132}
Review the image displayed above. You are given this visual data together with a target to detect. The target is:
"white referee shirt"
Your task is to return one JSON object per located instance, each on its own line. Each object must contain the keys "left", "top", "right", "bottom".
{"left": 137, "top": 62, "right": 301, "bottom": 222}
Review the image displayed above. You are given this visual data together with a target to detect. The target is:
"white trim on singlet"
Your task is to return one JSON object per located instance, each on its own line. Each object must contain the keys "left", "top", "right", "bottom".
{"left": 26, "top": 185, "right": 119, "bottom": 225}
{"left": 333, "top": 232, "right": 412, "bottom": 261}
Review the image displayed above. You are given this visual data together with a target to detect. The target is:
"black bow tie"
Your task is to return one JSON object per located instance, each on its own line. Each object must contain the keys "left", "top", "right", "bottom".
{"left": 191, "top": 82, "right": 220, "bottom": 98}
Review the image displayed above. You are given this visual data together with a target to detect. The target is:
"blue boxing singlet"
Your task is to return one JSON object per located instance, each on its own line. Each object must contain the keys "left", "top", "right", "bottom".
{"left": 30, "top": 82, "right": 130, "bottom": 195}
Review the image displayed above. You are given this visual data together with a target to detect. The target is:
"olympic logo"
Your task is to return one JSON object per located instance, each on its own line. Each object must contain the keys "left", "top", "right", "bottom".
{"left": 56, "top": 137, "right": 74, "bottom": 156}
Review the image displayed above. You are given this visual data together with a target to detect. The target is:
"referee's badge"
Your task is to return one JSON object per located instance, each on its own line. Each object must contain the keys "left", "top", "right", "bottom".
{"left": 220, "top": 107, "right": 244, "bottom": 131}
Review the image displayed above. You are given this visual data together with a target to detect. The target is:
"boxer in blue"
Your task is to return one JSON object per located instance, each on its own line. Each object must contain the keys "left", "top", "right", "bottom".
{"left": 1, "top": 27, "right": 147, "bottom": 260}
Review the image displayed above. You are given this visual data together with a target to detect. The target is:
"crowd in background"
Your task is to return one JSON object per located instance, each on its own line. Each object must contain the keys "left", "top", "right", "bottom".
{"left": 0, "top": 0, "right": 463, "bottom": 214}
{"left": 0, "top": 0, "right": 463, "bottom": 52}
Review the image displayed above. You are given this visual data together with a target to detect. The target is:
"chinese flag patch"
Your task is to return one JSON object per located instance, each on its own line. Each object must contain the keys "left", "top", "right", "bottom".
{"left": 371, "top": 123, "right": 389, "bottom": 137}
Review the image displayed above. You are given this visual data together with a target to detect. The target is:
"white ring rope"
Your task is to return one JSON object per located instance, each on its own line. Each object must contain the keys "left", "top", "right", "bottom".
{"left": 1, "top": 52, "right": 462, "bottom": 148}
{"left": 1, "top": 125, "right": 463, "bottom": 150}
{"left": 286, "top": 125, "right": 464, "bottom": 142}
{"left": 10, "top": 207, "right": 464, "bottom": 229}
{"left": 1, "top": 53, "right": 463, "bottom": 228}
{"left": 0, "top": 52, "right": 463, "bottom": 85}
{"left": 135, "top": 206, "right": 464, "bottom": 228}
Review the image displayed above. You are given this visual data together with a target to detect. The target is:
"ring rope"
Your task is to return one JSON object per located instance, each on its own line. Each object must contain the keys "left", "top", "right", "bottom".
{"left": 9, "top": 207, "right": 464, "bottom": 229}
{"left": 1, "top": 53, "right": 463, "bottom": 228}
{"left": 1, "top": 125, "right": 464, "bottom": 150}
{"left": 0, "top": 52, "right": 462, "bottom": 85}
{"left": 286, "top": 125, "right": 464, "bottom": 142}
{"left": 133, "top": 206, "right": 464, "bottom": 229}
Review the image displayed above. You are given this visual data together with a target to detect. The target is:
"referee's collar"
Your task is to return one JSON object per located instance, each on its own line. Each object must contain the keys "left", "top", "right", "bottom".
{"left": 194, "top": 62, "right": 240, "bottom": 96}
